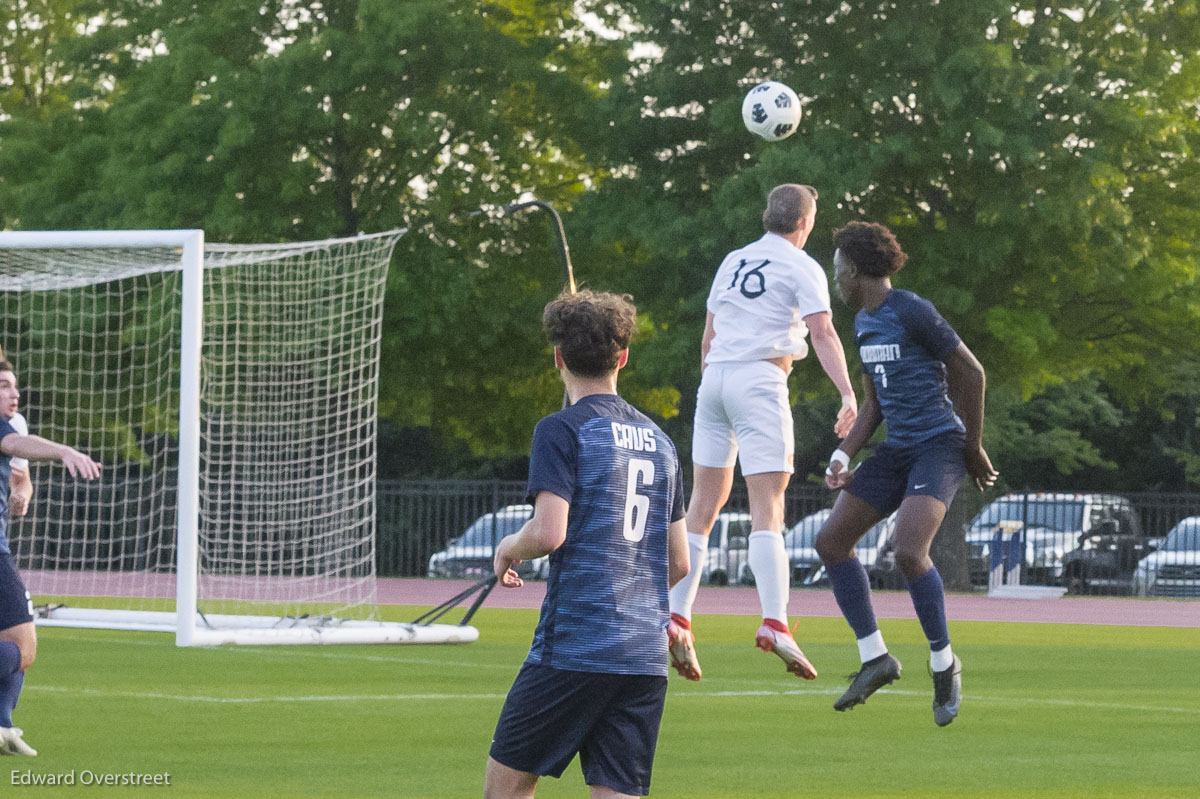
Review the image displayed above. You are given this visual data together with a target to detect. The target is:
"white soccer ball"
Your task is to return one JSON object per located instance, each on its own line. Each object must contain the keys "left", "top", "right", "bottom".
{"left": 741, "top": 81, "right": 802, "bottom": 142}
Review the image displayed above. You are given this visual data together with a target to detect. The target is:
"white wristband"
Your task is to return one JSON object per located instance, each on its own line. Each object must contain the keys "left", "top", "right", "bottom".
{"left": 825, "top": 448, "right": 851, "bottom": 477}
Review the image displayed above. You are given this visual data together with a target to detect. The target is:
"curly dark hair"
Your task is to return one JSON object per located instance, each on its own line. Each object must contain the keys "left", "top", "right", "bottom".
{"left": 832, "top": 221, "right": 907, "bottom": 277}
{"left": 542, "top": 289, "right": 637, "bottom": 378}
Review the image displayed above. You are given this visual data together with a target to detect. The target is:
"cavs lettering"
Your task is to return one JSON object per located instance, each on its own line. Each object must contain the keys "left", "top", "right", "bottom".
{"left": 611, "top": 422, "right": 658, "bottom": 452}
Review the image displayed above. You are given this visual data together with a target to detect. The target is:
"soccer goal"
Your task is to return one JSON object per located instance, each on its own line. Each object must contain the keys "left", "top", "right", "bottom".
{"left": 0, "top": 229, "right": 477, "bottom": 646}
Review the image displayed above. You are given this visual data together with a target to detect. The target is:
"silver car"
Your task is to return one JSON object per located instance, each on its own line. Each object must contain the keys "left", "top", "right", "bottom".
{"left": 427, "top": 504, "right": 548, "bottom": 580}
{"left": 1133, "top": 517, "right": 1200, "bottom": 598}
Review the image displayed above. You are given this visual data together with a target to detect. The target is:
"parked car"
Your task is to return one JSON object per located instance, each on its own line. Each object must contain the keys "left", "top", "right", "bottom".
{"left": 1133, "top": 516, "right": 1200, "bottom": 598}
{"left": 701, "top": 511, "right": 754, "bottom": 585}
{"left": 784, "top": 509, "right": 897, "bottom": 588}
{"left": 427, "top": 504, "right": 548, "bottom": 580}
{"left": 1061, "top": 513, "right": 1158, "bottom": 595}
{"left": 965, "top": 493, "right": 1139, "bottom": 587}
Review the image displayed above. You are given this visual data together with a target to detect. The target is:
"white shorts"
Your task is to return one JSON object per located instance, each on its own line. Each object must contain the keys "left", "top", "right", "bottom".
{"left": 691, "top": 361, "right": 794, "bottom": 475}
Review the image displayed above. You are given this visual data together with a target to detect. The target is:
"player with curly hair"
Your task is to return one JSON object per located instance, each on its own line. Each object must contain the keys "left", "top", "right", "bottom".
{"left": 816, "top": 221, "right": 997, "bottom": 727}
{"left": 485, "top": 289, "right": 689, "bottom": 798}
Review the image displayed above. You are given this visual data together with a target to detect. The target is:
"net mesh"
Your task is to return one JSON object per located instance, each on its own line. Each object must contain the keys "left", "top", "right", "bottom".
{"left": 0, "top": 232, "right": 402, "bottom": 626}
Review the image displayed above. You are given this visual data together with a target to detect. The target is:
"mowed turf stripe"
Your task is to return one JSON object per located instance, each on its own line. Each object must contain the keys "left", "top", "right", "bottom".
{"left": 26, "top": 683, "right": 1200, "bottom": 714}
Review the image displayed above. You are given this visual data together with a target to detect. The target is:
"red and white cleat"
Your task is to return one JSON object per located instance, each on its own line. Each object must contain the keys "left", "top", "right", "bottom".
{"left": 755, "top": 621, "right": 818, "bottom": 680}
{"left": 667, "top": 613, "right": 702, "bottom": 681}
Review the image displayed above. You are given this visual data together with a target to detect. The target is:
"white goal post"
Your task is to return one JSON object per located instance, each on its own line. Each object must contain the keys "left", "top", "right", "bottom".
{"left": 0, "top": 229, "right": 477, "bottom": 646}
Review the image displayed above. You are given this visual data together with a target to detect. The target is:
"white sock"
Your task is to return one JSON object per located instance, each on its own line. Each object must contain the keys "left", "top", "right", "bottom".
{"left": 668, "top": 532, "right": 709, "bottom": 620}
{"left": 857, "top": 630, "right": 888, "bottom": 664}
{"left": 931, "top": 644, "right": 955, "bottom": 672}
{"left": 747, "top": 530, "right": 789, "bottom": 624}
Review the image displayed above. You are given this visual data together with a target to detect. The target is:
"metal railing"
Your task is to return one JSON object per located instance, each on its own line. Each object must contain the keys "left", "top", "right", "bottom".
{"left": 380, "top": 480, "right": 1200, "bottom": 598}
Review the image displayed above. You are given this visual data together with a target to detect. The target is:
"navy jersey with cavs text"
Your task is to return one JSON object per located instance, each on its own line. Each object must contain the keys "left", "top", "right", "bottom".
{"left": 855, "top": 290, "right": 965, "bottom": 447}
{"left": 523, "top": 393, "right": 685, "bottom": 677}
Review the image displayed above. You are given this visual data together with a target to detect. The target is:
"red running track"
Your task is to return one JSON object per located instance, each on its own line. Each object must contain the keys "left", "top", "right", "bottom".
{"left": 380, "top": 578, "right": 1200, "bottom": 628}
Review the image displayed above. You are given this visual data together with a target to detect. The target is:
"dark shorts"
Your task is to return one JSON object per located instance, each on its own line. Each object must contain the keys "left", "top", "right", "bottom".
{"left": 847, "top": 430, "right": 967, "bottom": 516}
{"left": 489, "top": 662, "right": 668, "bottom": 797}
{"left": 0, "top": 553, "right": 34, "bottom": 631}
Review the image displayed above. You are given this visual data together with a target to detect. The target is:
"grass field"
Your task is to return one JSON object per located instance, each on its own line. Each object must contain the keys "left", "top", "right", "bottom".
{"left": 7, "top": 605, "right": 1200, "bottom": 798}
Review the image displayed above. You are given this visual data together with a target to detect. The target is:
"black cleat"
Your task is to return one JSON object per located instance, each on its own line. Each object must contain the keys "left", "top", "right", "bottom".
{"left": 833, "top": 653, "right": 902, "bottom": 711}
{"left": 932, "top": 655, "right": 962, "bottom": 727}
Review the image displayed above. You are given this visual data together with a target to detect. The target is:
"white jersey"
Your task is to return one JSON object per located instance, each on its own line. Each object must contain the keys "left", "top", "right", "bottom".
{"left": 704, "top": 233, "right": 831, "bottom": 365}
{"left": 8, "top": 412, "right": 28, "bottom": 472}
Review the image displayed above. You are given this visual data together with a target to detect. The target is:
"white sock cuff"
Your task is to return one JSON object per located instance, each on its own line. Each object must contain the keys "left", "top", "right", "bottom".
{"left": 930, "top": 644, "right": 955, "bottom": 672}
{"left": 856, "top": 630, "right": 888, "bottom": 663}
{"left": 686, "top": 532, "right": 708, "bottom": 549}
{"left": 747, "top": 529, "right": 783, "bottom": 544}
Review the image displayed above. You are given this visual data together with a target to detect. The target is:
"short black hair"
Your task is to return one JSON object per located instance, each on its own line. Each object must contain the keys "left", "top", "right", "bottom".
{"left": 542, "top": 289, "right": 637, "bottom": 378}
{"left": 832, "top": 221, "right": 907, "bottom": 277}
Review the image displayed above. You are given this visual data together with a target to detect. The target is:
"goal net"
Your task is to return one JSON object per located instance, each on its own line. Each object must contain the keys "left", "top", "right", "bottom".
{"left": 0, "top": 230, "right": 476, "bottom": 646}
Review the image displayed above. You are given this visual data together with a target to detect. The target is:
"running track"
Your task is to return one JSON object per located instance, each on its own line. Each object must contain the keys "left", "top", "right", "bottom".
{"left": 382, "top": 578, "right": 1200, "bottom": 628}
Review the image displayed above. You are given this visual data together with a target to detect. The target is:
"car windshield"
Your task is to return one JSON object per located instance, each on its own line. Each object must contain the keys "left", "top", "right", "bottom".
{"left": 785, "top": 511, "right": 831, "bottom": 549}
{"left": 1162, "top": 522, "right": 1200, "bottom": 552}
{"left": 970, "top": 499, "right": 1085, "bottom": 533}
{"left": 458, "top": 511, "right": 530, "bottom": 547}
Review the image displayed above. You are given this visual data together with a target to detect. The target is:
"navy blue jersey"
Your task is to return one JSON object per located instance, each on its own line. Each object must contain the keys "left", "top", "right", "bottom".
{"left": 855, "top": 290, "right": 965, "bottom": 447}
{"left": 524, "top": 393, "right": 685, "bottom": 676}
{"left": 0, "top": 417, "right": 14, "bottom": 554}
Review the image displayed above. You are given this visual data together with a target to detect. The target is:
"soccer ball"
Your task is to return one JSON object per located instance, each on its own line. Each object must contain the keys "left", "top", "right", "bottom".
{"left": 741, "top": 81, "right": 802, "bottom": 142}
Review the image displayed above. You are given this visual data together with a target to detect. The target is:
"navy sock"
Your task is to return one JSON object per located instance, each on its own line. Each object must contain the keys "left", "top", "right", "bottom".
{"left": 907, "top": 566, "right": 951, "bottom": 651}
{"left": 828, "top": 558, "right": 879, "bottom": 640}
{"left": 0, "top": 642, "right": 21, "bottom": 728}
{"left": 0, "top": 671, "right": 22, "bottom": 728}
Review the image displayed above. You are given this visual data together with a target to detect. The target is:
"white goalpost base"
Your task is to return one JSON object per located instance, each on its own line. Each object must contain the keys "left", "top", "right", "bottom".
{"left": 0, "top": 229, "right": 476, "bottom": 646}
{"left": 35, "top": 607, "right": 478, "bottom": 645}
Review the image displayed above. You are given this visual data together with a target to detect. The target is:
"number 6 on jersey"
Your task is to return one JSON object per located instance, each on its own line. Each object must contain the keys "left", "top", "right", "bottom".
{"left": 622, "top": 458, "right": 655, "bottom": 542}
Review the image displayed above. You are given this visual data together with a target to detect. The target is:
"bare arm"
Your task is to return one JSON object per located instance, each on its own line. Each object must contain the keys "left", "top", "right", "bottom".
{"left": 825, "top": 374, "right": 884, "bottom": 490}
{"left": 8, "top": 467, "right": 31, "bottom": 517}
{"left": 667, "top": 517, "right": 689, "bottom": 588}
{"left": 943, "top": 342, "right": 998, "bottom": 491}
{"left": 493, "top": 491, "right": 569, "bottom": 587}
{"left": 1, "top": 433, "right": 101, "bottom": 480}
{"left": 700, "top": 312, "right": 716, "bottom": 373}
{"left": 804, "top": 310, "right": 858, "bottom": 437}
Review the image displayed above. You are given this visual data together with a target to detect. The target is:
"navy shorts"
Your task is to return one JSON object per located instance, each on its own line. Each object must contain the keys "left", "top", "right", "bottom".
{"left": 489, "top": 662, "right": 668, "bottom": 796}
{"left": 847, "top": 430, "right": 967, "bottom": 516}
{"left": 0, "top": 553, "right": 34, "bottom": 631}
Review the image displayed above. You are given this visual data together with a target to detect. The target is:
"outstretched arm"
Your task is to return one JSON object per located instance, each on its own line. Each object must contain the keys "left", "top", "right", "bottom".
{"left": 9, "top": 466, "right": 32, "bottom": 517}
{"left": 825, "top": 374, "right": 883, "bottom": 489}
{"left": 1, "top": 433, "right": 101, "bottom": 480}
{"left": 944, "top": 342, "right": 998, "bottom": 491}
{"left": 493, "top": 490, "right": 569, "bottom": 587}
{"left": 699, "top": 312, "right": 716, "bottom": 373}
{"left": 805, "top": 310, "right": 858, "bottom": 437}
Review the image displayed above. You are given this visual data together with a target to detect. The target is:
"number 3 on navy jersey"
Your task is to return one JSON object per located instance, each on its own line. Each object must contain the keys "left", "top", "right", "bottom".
{"left": 622, "top": 457, "right": 655, "bottom": 542}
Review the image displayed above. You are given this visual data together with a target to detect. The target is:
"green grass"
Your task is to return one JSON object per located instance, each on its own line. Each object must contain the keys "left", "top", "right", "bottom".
{"left": 8, "top": 607, "right": 1200, "bottom": 798}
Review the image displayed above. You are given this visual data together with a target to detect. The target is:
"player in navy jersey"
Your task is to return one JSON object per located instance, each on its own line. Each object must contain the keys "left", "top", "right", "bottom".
{"left": 0, "top": 359, "right": 102, "bottom": 755}
{"left": 815, "top": 222, "right": 997, "bottom": 727}
{"left": 484, "top": 290, "right": 689, "bottom": 799}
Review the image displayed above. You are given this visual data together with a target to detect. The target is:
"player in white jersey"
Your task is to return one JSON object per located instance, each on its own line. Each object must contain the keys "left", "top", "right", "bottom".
{"left": 668, "top": 184, "right": 858, "bottom": 682}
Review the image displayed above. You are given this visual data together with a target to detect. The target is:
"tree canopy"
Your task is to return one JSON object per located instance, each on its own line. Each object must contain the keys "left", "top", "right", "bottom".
{"left": 2, "top": 0, "right": 1198, "bottom": 487}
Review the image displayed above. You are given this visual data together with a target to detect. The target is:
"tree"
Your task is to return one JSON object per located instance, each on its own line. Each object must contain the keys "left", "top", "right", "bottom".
{"left": 577, "top": 0, "right": 1200, "bottom": 485}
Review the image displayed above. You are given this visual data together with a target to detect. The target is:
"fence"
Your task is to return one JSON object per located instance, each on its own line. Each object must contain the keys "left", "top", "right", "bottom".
{"left": 380, "top": 480, "right": 1200, "bottom": 599}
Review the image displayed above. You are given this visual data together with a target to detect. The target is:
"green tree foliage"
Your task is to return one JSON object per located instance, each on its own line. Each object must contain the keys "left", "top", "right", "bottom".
{"left": 576, "top": 0, "right": 1200, "bottom": 485}
{"left": 0, "top": 0, "right": 656, "bottom": 466}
